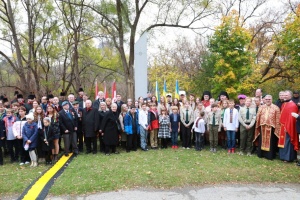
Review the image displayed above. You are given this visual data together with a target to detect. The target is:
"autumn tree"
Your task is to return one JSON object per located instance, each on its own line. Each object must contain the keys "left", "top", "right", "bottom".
{"left": 64, "top": 0, "right": 215, "bottom": 99}
{"left": 209, "top": 10, "right": 255, "bottom": 97}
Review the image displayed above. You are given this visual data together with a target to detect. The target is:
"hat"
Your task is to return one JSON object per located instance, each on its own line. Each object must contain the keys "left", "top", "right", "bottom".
{"left": 201, "top": 91, "right": 212, "bottom": 101}
{"left": 14, "top": 91, "right": 19, "bottom": 96}
{"left": 60, "top": 90, "right": 66, "bottom": 96}
{"left": 166, "top": 93, "right": 172, "bottom": 97}
{"left": 61, "top": 101, "right": 69, "bottom": 107}
{"left": 28, "top": 93, "right": 35, "bottom": 100}
{"left": 238, "top": 94, "right": 247, "bottom": 99}
{"left": 25, "top": 113, "right": 34, "bottom": 120}
{"left": 78, "top": 87, "right": 84, "bottom": 92}
{"left": 179, "top": 91, "right": 186, "bottom": 96}
{"left": 47, "top": 94, "right": 54, "bottom": 99}
{"left": 17, "top": 94, "right": 23, "bottom": 99}
{"left": 2, "top": 97, "right": 8, "bottom": 103}
{"left": 218, "top": 91, "right": 229, "bottom": 100}
{"left": 293, "top": 91, "right": 299, "bottom": 94}
{"left": 72, "top": 101, "right": 79, "bottom": 105}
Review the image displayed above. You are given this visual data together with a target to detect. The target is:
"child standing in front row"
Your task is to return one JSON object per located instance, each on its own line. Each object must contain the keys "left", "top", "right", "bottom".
{"left": 223, "top": 99, "right": 239, "bottom": 154}
{"left": 192, "top": 111, "right": 206, "bottom": 151}
{"left": 207, "top": 103, "right": 222, "bottom": 153}
{"left": 3, "top": 109, "right": 17, "bottom": 163}
{"left": 41, "top": 117, "right": 55, "bottom": 165}
{"left": 22, "top": 113, "right": 38, "bottom": 167}
{"left": 170, "top": 106, "right": 180, "bottom": 149}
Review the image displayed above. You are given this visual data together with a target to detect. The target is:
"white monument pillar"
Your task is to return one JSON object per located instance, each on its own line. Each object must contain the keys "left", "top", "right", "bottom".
{"left": 134, "top": 32, "right": 148, "bottom": 100}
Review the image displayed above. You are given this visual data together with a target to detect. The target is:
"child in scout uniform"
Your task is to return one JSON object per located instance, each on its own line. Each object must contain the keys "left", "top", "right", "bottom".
{"left": 207, "top": 103, "right": 221, "bottom": 152}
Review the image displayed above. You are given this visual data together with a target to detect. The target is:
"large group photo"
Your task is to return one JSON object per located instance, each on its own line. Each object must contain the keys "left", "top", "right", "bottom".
{"left": 1, "top": 0, "right": 300, "bottom": 199}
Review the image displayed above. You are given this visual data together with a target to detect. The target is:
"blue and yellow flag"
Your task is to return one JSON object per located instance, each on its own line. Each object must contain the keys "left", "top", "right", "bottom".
{"left": 163, "top": 80, "right": 167, "bottom": 97}
{"left": 175, "top": 80, "right": 179, "bottom": 99}
{"left": 155, "top": 81, "right": 160, "bottom": 103}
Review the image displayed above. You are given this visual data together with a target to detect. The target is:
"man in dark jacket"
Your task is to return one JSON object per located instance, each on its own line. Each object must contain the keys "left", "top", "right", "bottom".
{"left": 59, "top": 101, "right": 79, "bottom": 156}
{"left": 93, "top": 91, "right": 106, "bottom": 109}
{"left": 82, "top": 100, "right": 99, "bottom": 154}
{"left": 73, "top": 101, "right": 84, "bottom": 152}
{"left": 116, "top": 94, "right": 124, "bottom": 116}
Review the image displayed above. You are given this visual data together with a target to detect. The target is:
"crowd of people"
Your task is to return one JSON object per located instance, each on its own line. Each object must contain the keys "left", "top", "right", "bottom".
{"left": 0, "top": 88, "right": 299, "bottom": 167}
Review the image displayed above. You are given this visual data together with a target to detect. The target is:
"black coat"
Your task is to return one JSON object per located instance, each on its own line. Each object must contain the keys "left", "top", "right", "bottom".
{"left": 116, "top": 100, "right": 124, "bottom": 115}
{"left": 39, "top": 126, "right": 55, "bottom": 151}
{"left": 82, "top": 108, "right": 99, "bottom": 137}
{"left": 98, "top": 110, "right": 107, "bottom": 131}
{"left": 101, "top": 111, "right": 119, "bottom": 146}
{"left": 24, "top": 103, "right": 33, "bottom": 114}
{"left": 296, "top": 115, "right": 300, "bottom": 134}
{"left": 58, "top": 109, "right": 78, "bottom": 134}
{"left": 92, "top": 98, "right": 106, "bottom": 110}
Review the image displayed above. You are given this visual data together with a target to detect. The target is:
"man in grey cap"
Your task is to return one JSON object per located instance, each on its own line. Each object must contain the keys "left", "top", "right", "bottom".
{"left": 59, "top": 101, "right": 79, "bottom": 156}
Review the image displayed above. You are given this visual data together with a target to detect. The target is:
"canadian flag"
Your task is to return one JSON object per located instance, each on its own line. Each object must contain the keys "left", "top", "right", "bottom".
{"left": 111, "top": 80, "right": 117, "bottom": 102}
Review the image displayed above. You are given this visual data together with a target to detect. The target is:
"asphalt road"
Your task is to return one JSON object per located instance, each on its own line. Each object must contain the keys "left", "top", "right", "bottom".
{"left": 42, "top": 184, "right": 300, "bottom": 200}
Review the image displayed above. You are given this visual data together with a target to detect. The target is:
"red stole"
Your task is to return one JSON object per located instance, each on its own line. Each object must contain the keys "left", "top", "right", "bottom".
{"left": 278, "top": 101, "right": 299, "bottom": 151}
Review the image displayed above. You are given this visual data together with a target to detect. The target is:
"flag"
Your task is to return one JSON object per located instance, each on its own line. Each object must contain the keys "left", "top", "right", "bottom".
{"left": 95, "top": 79, "right": 98, "bottom": 100}
{"left": 155, "top": 80, "right": 160, "bottom": 103}
{"left": 175, "top": 80, "right": 179, "bottom": 99}
{"left": 104, "top": 81, "right": 108, "bottom": 99}
{"left": 112, "top": 80, "right": 116, "bottom": 102}
{"left": 163, "top": 80, "right": 167, "bottom": 97}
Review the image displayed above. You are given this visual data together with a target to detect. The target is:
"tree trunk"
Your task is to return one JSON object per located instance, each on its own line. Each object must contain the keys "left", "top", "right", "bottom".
{"left": 73, "top": 31, "right": 81, "bottom": 91}
{"left": 6, "top": 0, "right": 28, "bottom": 95}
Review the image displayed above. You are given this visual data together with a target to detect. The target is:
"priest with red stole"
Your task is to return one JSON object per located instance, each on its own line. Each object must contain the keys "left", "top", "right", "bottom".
{"left": 278, "top": 90, "right": 299, "bottom": 162}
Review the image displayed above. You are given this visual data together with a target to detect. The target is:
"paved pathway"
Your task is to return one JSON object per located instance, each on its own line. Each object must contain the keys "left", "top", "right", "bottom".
{"left": 43, "top": 184, "right": 300, "bottom": 200}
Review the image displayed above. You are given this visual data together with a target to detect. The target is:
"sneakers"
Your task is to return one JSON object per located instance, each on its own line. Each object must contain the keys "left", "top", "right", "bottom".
{"left": 19, "top": 162, "right": 25, "bottom": 166}
{"left": 186, "top": 147, "right": 190, "bottom": 149}
{"left": 238, "top": 151, "right": 244, "bottom": 155}
{"left": 25, "top": 161, "right": 30, "bottom": 165}
{"left": 213, "top": 148, "right": 217, "bottom": 153}
{"left": 210, "top": 148, "right": 213, "bottom": 152}
{"left": 175, "top": 146, "right": 178, "bottom": 149}
{"left": 228, "top": 149, "right": 231, "bottom": 154}
{"left": 231, "top": 148, "right": 235, "bottom": 154}
{"left": 172, "top": 145, "right": 175, "bottom": 149}
{"left": 247, "top": 152, "right": 252, "bottom": 157}
{"left": 182, "top": 147, "right": 186, "bottom": 149}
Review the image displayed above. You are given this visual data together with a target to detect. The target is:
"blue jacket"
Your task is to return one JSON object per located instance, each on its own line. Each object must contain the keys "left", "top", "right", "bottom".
{"left": 124, "top": 112, "right": 140, "bottom": 134}
{"left": 22, "top": 122, "right": 38, "bottom": 150}
{"left": 170, "top": 113, "right": 180, "bottom": 131}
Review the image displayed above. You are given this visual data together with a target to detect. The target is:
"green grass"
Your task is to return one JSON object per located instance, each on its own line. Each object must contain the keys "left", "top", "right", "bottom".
{"left": 0, "top": 158, "right": 49, "bottom": 195}
{"left": 1, "top": 147, "right": 300, "bottom": 197}
{"left": 48, "top": 148, "right": 300, "bottom": 195}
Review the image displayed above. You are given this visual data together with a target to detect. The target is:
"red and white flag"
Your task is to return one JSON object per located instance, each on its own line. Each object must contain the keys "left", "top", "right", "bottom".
{"left": 111, "top": 80, "right": 116, "bottom": 102}
{"left": 95, "top": 79, "right": 99, "bottom": 100}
